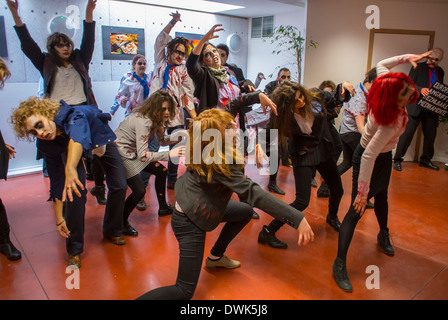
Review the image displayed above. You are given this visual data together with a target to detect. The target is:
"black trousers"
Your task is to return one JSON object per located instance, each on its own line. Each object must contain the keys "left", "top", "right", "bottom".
{"left": 337, "top": 145, "right": 392, "bottom": 261}
{"left": 0, "top": 198, "right": 10, "bottom": 243}
{"left": 123, "top": 161, "right": 168, "bottom": 224}
{"left": 267, "top": 157, "right": 344, "bottom": 233}
{"left": 337, "top": 131, "right": 362, "bottom": 176}
{"left": 136, "top": 200, "right": 253, "bottom": 300}
{"left": 393, "top": 109, "right": 439, "bottom": 163}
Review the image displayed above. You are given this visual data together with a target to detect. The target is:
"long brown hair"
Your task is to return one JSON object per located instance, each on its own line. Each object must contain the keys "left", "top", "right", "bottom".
{"left": 46, "top": 32, "right": 75, "bottom": 66}
{"left": 269, "top": 81, "right": 317, "bottom": 141}
{"left": 136, "top": 89, "right": 176, "bottom": 133}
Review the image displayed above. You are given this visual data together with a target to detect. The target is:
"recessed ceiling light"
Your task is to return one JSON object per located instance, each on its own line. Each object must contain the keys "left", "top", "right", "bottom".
{"left": 122, "top": 0, "right": 245, "bottom": 13}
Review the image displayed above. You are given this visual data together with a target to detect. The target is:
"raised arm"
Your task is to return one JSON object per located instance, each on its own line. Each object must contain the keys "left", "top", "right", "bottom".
{"left": 6, "top": 0, "right": 23, "bottom": 26}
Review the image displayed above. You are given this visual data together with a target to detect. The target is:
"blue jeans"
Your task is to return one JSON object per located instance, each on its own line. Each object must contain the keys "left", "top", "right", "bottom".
{"left": 67, "top": 142, "right": 127, "bottom": 255}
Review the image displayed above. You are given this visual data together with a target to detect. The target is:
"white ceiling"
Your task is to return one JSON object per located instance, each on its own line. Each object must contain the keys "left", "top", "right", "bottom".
{"left": 206, "top": 0, "right": 306, "bottom": 18}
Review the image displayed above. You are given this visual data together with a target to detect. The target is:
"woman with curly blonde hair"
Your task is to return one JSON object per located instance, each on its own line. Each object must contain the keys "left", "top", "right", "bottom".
{"left": 137, "top": 107, "right": 314, "bottom": 300}
{"left": 10, "top": 97, "right": 128, "bottom": 268}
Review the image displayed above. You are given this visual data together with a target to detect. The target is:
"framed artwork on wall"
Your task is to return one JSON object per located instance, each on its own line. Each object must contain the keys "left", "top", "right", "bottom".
{"left": 102, "top": 26, "right": 145, "bottom": 60}
{"left": 0, "top": 16, "right": 8, "bottom": 58}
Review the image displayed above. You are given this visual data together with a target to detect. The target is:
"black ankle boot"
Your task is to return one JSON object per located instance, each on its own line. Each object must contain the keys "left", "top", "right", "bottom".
{"left": 0, "top": 240, "right": 22, "bottom": 261}
{"left": 258, "top": 225, "right": 288, "bottom": 249}
{"left": 377, "top": 228, "right": 394, "bottom": 255}
{"left": 333, "top": 257, "right": 352, "bottom": 292}
{"left": 326, "top": 214, "right": 341, "bottom": 232}
{"left": 90, "top": 185, "right": 107, "bottom": 205}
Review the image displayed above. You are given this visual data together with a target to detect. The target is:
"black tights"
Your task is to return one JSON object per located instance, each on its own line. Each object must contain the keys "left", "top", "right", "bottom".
{"left": 267, "top": 157, "right": 343, "bottom": 233}
{"left": 337, "top": 145, "right": 392, "bottom": 261}
{"left": 123, "top": 162, "right": 168, "bottom": 225}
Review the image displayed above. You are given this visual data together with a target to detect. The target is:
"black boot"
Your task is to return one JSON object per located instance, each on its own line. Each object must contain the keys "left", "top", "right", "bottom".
{"left": 333, "top": 257, "right": 352, "bottom": 292}
{"left": 377, "top": 228, "right": 394, "bottom": 255}
{"left": 0, "top": 239, "right": 22, "bottom": 261}
{"left": 326, "top": 214, "right": 341, "bottom": 232}
{"left": 258, "top": 225, "right": 288, "bottom": 249}
{"left": 90, "top": 185, "right": 107, "bottom": 205}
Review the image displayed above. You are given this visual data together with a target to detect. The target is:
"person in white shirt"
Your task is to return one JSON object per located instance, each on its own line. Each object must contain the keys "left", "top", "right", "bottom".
{"left": 333, "top": 51, "right": 431, "bottom": 293}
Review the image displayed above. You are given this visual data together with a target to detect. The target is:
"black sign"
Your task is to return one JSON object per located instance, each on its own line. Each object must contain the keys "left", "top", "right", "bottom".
{"left": 417, "top": 81, "right": 448, "bottom": 117}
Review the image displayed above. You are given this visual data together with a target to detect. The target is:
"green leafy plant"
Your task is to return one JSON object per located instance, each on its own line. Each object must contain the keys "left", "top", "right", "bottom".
{"left": 265, "top": 25, "right": 317, "bottom": 84}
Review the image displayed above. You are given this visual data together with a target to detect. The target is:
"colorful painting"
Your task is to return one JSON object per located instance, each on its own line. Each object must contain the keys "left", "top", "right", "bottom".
{"left": 102, "top": 26, "right": 145, "bottom": 60}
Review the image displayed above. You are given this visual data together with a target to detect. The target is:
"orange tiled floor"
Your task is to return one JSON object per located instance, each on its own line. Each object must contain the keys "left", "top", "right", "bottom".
{"left": 1, "top": 160, "right": 447, "bottom": 300}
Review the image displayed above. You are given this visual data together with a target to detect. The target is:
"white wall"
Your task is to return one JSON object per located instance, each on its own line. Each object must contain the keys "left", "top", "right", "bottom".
{"left": 246, "top": 6, "right": 308, "bottom": 91}
{"left": 0, "top": 0, "right": 249, "bottom": 177}
{"left": 304, "top": 0, "right": 448, "bottom": 163}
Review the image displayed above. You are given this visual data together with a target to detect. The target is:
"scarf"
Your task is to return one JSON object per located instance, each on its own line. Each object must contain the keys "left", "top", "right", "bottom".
{"left": 133, "top": 72, "right": 149, "bottom": 99}
{"left": 162, "top": 63, "right": 180, "bottom": 90}
{"left": 207, "top": 66, "right": 228, "bottom": 84}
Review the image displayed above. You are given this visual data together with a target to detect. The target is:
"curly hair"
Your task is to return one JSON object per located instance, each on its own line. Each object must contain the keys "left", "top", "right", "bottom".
{"left": 135, "top": 89, "right": 176, "bottom": 132}
{"left": 166, "top": 37, "right": 192, "bottom": 59}
{"left": 187, "top": 108, "right": 244, "bottom": 182}
{"left": 367, "top": 72, "right": 418, "bottom": 126}
{"left": 10, "top": 97, "right": 60, "bottom": 141}
{"left": 0, "top": 57, "right": 11, "bottom": 89}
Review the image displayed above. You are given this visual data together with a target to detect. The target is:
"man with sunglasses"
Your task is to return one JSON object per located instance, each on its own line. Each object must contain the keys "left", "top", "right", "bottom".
{"left": 393, "top": 48, "right": 445, "bottom": 171}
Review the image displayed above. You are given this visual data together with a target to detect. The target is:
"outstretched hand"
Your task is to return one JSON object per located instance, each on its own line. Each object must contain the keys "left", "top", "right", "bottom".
{"left": 203, "top": 24, "right": 224, "bottom": 42}
{"left": 258, "top": 93, "right": 278, "bottom": 116}
{"left": 410, "top": 51, "right": 432, "bottom": 69}
{"left": 170, "top": 10, "right": 181, "bottom": 22}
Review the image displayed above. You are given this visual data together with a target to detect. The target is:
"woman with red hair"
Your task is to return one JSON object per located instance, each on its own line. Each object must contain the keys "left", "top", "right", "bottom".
{"left": 333, "top": 52, "right": 431, "bottom": 292}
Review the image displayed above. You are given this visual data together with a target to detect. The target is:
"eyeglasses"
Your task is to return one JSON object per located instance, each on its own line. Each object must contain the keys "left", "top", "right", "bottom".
{"left": 280, "top": 75, "right": 291, "bottom": 80}
{"left": 55, "top": 43, "right": 71, "bottom": 49}
{"left": 174, "top": 49, "right": 186, "bottom": 58}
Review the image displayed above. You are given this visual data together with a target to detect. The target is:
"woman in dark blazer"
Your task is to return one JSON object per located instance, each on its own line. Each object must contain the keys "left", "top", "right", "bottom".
{"left": 258, "top": 81, "right": 352, "bottom": 248}
{"left": 0, "top": 58, "right": 21, "bottom": 261}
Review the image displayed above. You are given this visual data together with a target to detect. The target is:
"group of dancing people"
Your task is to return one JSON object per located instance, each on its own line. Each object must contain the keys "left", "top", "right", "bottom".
{"left": 1, "top": 0, "right": 444, "bottom": 298}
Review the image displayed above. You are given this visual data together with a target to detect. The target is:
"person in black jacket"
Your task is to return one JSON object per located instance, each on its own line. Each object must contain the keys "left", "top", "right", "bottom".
{"left": 393, "top": 48, "right": 445, "bottom": 171}
{"left": 257, "top": 81, "right": 353, "bottom": 249}
{"left": 0, "top": 58, "right": 21, "bottom": 261}
{"left": 137, "top": 102, "right": 314, "bottom": 300}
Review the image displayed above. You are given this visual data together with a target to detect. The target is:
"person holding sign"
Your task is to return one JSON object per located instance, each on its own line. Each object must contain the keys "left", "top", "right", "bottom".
{"left": 393, "top": 48, "right": 445, "bottom": 171}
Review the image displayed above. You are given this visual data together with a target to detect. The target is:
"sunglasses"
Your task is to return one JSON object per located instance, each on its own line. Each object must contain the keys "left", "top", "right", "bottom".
{"left": 137, "top": 61, "right": 146, "bottom": 66}
{"left": 174, "top": 49, "right": 186, "bottom": 58}
{"left": 280, "top": 75, "right": 291, "bottom": 80}
{"left": 55, "top": 43, "right": 71, "bottom": 49}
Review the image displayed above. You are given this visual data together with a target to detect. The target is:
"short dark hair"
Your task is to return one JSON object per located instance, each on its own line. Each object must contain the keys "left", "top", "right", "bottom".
{"left": 216, "top": 43, "right": 229, "bottom": 56}
{"left": 318, "top": 80, "right": 336, "bottom": 91}
{"left": 364, "top": 67, "right": 377, "bottom": 84}
{"left": 46, "top": 32, "right": 74, "bottom": 66}
{"left": 277, "top": 68, "right": 290, "bottom": 77}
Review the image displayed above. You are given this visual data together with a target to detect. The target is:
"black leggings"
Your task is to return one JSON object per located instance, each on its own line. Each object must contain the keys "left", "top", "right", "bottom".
{"left": 123, "top": 162, "right": 168, "bottom": 224}
{"left": 337, "top": 145, "right": 392, "bottom": 261}
{"left": 136, "top": 200, "right": 253, "bottom": 300}
{"left": 267, "top": 157, "right": 343, "bottom": 233}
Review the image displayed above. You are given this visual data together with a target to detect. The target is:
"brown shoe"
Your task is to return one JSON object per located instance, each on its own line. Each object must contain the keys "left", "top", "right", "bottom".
{"left": 205, "top": 255, "right": 241, "bottom": 269}
{"left": 103, "top": 234, "right": 126, "bottom": 245}
{"left": 68, "top": 254, "right": 82, "bottom": 268}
